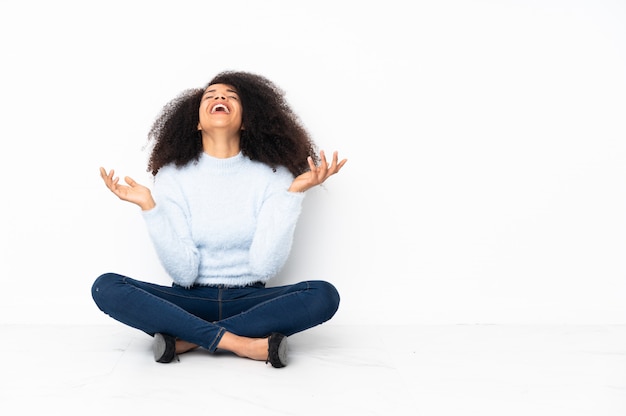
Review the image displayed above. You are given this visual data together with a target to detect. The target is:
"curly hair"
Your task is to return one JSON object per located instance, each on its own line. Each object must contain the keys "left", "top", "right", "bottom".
{"left": 146, "top": 71, "right": 319, "bottom": 177}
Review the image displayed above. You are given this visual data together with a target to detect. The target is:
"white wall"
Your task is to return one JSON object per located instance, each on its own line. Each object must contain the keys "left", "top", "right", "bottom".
{"left": 1, "top": 0, "right": 624, "bottom": 326}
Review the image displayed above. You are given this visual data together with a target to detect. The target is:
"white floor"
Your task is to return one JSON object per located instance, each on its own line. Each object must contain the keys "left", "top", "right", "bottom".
{"left": 2, "top": 324, "right": 625, "bottom": 415}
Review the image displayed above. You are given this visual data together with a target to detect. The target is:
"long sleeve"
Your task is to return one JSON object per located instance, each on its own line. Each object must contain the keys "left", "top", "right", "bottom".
{"left": 248, "top": 175, "right": 305, "bottom": 279}
{"left": 142, "top": 170, "right": 200, "bottom": 288}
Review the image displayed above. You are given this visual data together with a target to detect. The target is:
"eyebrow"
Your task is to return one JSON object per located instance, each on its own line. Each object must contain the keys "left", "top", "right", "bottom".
{"left": 203, "top": 88, "right": 239, "bottom": 95}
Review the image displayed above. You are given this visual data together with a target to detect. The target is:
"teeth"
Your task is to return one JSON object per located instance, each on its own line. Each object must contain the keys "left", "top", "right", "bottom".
{"left": 211, "top": 104, "right": 230, "bottom": 114}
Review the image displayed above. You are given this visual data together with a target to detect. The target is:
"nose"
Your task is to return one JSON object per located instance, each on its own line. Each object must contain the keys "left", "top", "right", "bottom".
{"left": 214, "top": 94, "right": 226, "bottom": 100}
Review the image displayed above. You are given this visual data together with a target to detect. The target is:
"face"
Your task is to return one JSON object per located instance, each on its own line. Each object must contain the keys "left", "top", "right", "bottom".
{"left": 197, "top": 83, "right": 243, "bottom": 133}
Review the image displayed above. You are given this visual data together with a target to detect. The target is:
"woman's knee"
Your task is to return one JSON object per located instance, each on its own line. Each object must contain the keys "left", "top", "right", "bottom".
{"left": 91, "top": 272, "right": 124, "bottom": 309}
{"left": 309, "top": 280, "right": 340, "bottom": 321}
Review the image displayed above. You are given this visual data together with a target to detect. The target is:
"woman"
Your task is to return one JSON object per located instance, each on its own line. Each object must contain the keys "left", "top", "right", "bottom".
{"left": 92, "top": 70, "right": 347, "bottom": 368}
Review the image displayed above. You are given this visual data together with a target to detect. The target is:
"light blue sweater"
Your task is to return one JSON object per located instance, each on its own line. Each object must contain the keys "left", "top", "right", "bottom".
{"left": 142, "top": 151, "right": 305, "bottom": 288}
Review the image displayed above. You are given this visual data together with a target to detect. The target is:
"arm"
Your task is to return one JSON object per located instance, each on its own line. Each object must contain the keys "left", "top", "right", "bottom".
{"left": 248, "top": 183, "right": 305, "bottom": 279}
{"left": 141, "top": 171, "right": 200, "bottom": 288}
{"left": 100, "top": 166, "right": 200, "bottom": 287}
{"left": 99, "top": 167, "right": 155, "bottom": 211}
{"left": 249, "top": 150, "right": 348, "bottom": 279}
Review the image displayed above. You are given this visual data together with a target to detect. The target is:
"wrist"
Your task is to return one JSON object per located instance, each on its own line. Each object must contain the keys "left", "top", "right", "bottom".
{"left": 288, "top": 184, "right": 307, "bottom": 193}
{"left": 140, "top": 200, "right": 156, "bottom": 211}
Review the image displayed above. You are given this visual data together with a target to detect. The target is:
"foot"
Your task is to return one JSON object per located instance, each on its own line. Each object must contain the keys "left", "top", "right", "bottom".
{"left": 218, "top": 332, "right": 272, "bottom": 361}
{"left": 175, "top": 339, "right": 199, "bottom": 354}
{"left": 240, "top": 337, "right": 271, "bottom": 361}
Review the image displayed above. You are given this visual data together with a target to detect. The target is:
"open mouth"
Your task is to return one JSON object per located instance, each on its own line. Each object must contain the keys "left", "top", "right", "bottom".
{"left": 211, "top": 103, "right": 230, "bottom": 114}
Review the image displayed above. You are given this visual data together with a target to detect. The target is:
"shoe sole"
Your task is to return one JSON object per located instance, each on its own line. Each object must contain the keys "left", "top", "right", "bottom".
{"left": 276, "top": 336, "right": 288, "bottom": 367}
{"left": 153, "top": 333, "right": 176, "bottom": 363}
{"left": 267, "top": 333, "right": 288, "bottom": 368}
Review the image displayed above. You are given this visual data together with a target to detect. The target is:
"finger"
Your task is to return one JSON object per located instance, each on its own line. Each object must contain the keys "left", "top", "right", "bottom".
{"left": 107, "top": 170, "right": 117, "bottom": 186}
{"left": 324, "top": 156, "right": 347, "bottom": 180}
{"left": 307, "top": 156, "right": 316, "bottom": 172}
{"left": 319, "top": 150, "right": 328, "bottom": 170}
{"left": 317, "top": 151, "right": 330, "bottom": 181}
{"left": 330, "top": 151, "right": 339, "bottom": 171}
{"left": 100, "top": 170, "right": 114, "bottom": 188}
{"left": 100, "top": 167, "right": 112, "bottom": 183}
{"left": 124, "top": 176, "right": 136, "bottom": 187}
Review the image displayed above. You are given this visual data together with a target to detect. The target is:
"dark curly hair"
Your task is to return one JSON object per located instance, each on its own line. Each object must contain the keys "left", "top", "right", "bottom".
{"left": 146, "top": 71, "right": 319, "bottom": 177}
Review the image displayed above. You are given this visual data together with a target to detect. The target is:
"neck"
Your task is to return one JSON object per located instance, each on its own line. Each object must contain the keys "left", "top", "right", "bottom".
{"left": 201, "top": 131, "right": 241, "bottom": 158}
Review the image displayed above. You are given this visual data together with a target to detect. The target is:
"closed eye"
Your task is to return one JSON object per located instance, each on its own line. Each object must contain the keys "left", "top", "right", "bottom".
{"left": 203, "top": 95, "right": 238, "bottom": 100}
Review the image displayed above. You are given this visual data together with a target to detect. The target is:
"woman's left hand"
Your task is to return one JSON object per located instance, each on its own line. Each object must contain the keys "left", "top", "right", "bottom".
{"left": 288, "top": 150, "right": 347, "bottom": 193}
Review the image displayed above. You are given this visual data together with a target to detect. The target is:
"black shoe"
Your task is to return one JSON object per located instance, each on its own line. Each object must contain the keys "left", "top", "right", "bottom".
{"left": 266, "top": 332, "right": 288, "bottom": 368}
{"left": 153, "top": 333, "right": 178, "bottom": 363}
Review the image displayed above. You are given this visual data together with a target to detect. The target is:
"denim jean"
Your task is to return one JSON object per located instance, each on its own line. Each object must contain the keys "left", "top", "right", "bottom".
{"left": 91, "top": 273, "right": 340, "bottom": 352}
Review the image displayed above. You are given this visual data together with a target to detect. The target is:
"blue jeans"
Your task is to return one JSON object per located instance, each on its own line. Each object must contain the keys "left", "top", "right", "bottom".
{"left": 91, "top": 273, "right": 340, "bottom": 352}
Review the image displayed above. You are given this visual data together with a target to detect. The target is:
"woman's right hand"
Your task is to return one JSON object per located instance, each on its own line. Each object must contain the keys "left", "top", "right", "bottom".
{"left": 99, "top": 167, "right": 156, "bottom": 211}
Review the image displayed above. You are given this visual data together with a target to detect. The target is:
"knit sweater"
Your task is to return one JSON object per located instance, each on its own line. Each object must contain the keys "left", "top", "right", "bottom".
{"left": 142, "top": 151, "right": 305, "bottom": 288}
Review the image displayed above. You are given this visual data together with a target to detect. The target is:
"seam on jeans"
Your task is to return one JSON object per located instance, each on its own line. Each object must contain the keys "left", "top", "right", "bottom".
{"left": 218, "top": 283, "right": 306, "bottom": 304}
{"left": 218, "top": 288, "right": 223, "bottom": 321}
{"left": 218, "top": 283, "right": 315, "bottom": 335}
{"left": 207, "top": 327, "right": 225, "bottom": 352}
